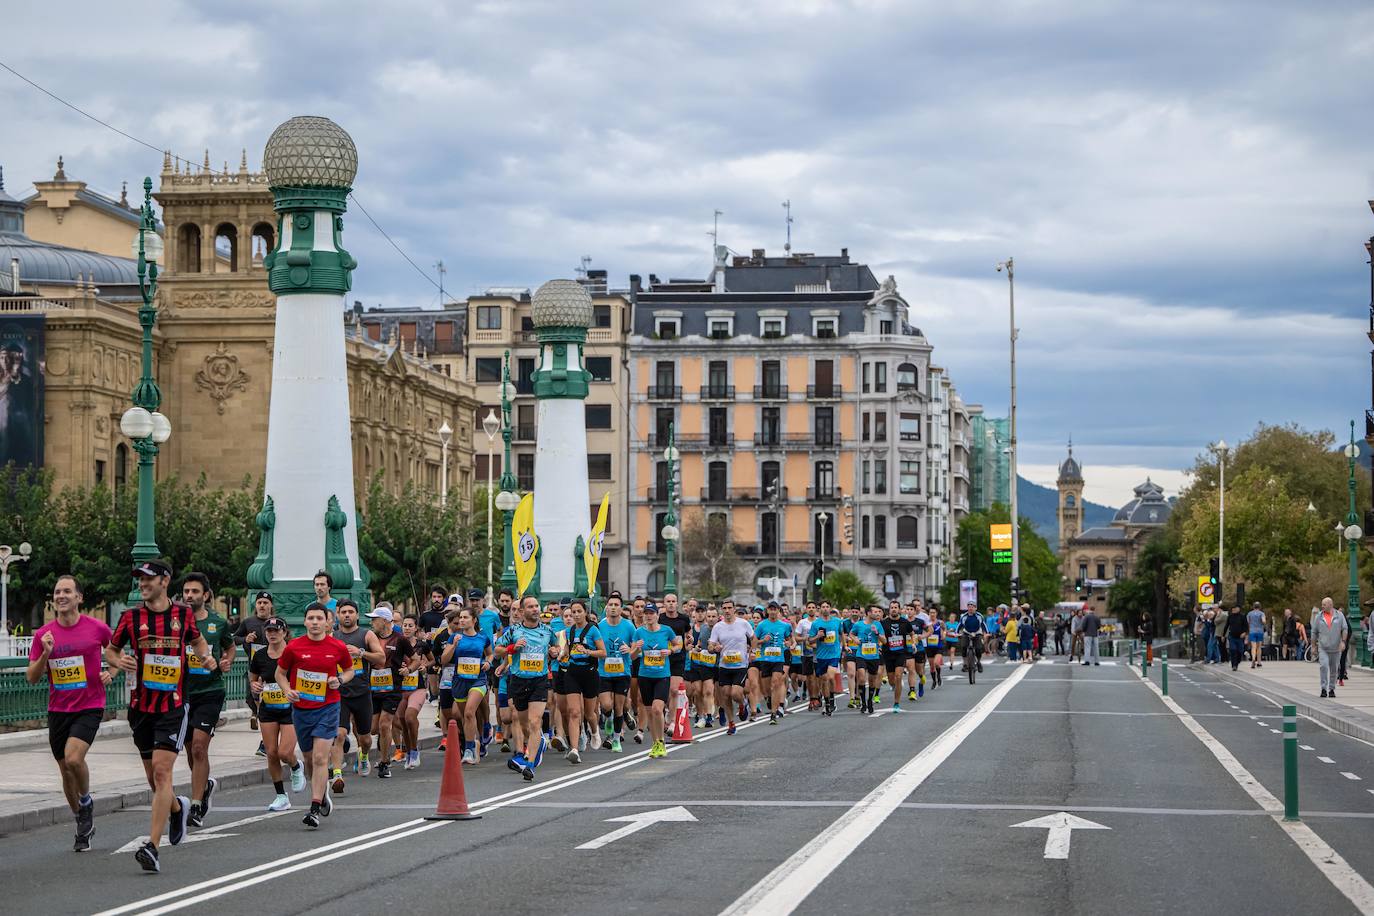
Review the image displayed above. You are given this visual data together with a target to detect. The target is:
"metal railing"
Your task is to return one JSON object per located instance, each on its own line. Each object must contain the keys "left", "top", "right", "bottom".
{"left": 753, "top": 385, "right": 789, "bottom": 400}
{"left": 806, "top": 487, "right": 839, "bottom": 501}
{"left": 739, "top": 541, "right": 830, "bottom": 557}
{"left": 646, "top": 433, "right": 725, "bottom": 450}
{"left": 699, "top": 486, "right": 788, "bottom": 503}
{"left": 699, "top": 385, "right": 736, "bottom": 401}
{"left": 753, "top": 432, "right": 812, "bottom": 449}
{"left": 514, "top": 424, "right": 537, "bottom": 442}
{"left": 0, "top": 636, "right": 33, "bottom": 657}
{"left": 646, "top": 385, "right": 682, "bottom": 400}
{"left": 805, "top": 385, "right": 843, "bottom": 399}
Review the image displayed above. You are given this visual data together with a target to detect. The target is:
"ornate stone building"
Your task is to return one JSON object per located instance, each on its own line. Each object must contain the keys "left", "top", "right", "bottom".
{"left": 1, "top": 155, "right": 477, "bottom": 509}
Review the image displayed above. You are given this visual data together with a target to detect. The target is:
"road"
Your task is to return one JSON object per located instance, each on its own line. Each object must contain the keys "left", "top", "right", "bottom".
{"left": 4, "top": 659, "right": 1374, "bottom": 915}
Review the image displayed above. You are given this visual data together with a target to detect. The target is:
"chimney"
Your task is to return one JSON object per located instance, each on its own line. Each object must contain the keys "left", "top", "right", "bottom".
{"left": 628, "top": 274, "right": 641, "bottom": 295}
{"left": 751, "top": 248, "right": 765, "bottom": 262}
{"left": 840, "top": 247, "right": 848, "bottom": 260}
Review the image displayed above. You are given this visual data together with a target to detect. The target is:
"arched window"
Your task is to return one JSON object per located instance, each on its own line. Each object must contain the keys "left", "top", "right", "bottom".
{"left": 177, "top": 224, "right": 202, "bottom": 273}
{"left": 756, "top": 565, "right": 786, "bottom": 599}
{"left": 214, "top": 223, "right": 238, "bottom": 272}
{"left": 251, "top": 222, "right": 275, "bottom": 267}
{"left": 897, "top": 515, "right": 919, "bottom": 549}
{"left": 1065, "top": 494, "right": 1076, "bottom": 508}
{"left": 645, "top": 567, "right": 666, "bottom": 596}
{"left": 883, "top": 570, "right": 902, "bottom": 598}
{"left": 896, "top": 362, "right": 918, "bottom": 391}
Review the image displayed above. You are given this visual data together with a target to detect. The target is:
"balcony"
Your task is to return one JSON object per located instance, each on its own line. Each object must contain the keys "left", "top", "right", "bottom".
{"left": 646, "top": 385, "right": 682, "bottom": 400}
{"left": 699, "top": 385, "right": 736, "bottom": 401}
{"left": 753, "top": 432, "right": 810, "bottom": 449}
{"left": 739, "top": 541, "right": 825, "bottom": 557}
{"left": 806, "top": 487, "right": 839, "bottom": 502}
{"left": 645, "top": 486, "right": 675, "bottom": 503}
{"left": 806, "top": 385, "right": 843, "bottom": 399}
{"left": 645, "top": 433, "right": 723, "bottom": 451}
{"left": 753, "top": 385, "right": 789, "bottom": 400}
{"left": 699, "top": 486, "right": 788, "bottom": 503}
{"left": 514, "top": 425, "right": 537, "bottom": 442}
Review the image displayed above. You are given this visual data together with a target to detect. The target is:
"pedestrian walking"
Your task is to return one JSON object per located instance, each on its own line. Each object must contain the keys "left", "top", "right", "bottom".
{"left": 1202, "top": 609, "right": 1220, "bottom": 664}
{"left": 1224, "top": 604, "right": 1248, "bottom": 671}
{"left": 1137, "top": 614, "right": 1155, "bottom": 667}
{"left": 1309, "top": 598, "right": 1348, "bottom": 697}
{"left": 1070, "top": 609, "right": 1084, "bottom": 661}
{"left": 1054, "top": 615, "right": 1067, "bottom": 655}
{"left": 1246, "top": 602, "right": 1265, "bottom": 668}
{"left": 1081, "top": 608, "right": 1101, "bottom": 666}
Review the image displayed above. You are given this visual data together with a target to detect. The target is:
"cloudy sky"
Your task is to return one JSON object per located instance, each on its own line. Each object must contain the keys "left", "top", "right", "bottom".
{"left": 4, "top": 0, "right": 1370, "bottom": 507}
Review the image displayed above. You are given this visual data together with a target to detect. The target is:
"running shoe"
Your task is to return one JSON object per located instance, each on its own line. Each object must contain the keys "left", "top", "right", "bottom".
{"left": 549, "top": 734, "right": 567, "bottom": 753}
{"left": 290, "top": 764, "right": 306, "bottom": 793}
{"left": 717, "top": 709, "right": 726, "bottom": 727}
{"left": 500, "top": 739, "right": 511, "bottom": 753}
{"left": 76, "top": 797, "right": 94, "bottom": 842}
{"left": 648, "top": 741, "right": 666, "bottom": 759}
{"left": 769, "top": 712, "right": 778, "bottom": 725}
{"left": 168, "top": 796, "right": 190, "bottom": 846}
{"left": 187, "top": 803, "right": 203, "bottom": 829}
{"left": 633, "top": 730, "right": 644, "bottom": 744}
{"left": 202, "top": 776, "right": 218, "bottom": 818}
{"left": 531, "top": 733, "right": 549, "bottom": 767}
{"left": 331, "top": 772, "right": 345, "bottom": 794}
{"left": 918, "top": 680, "right": 924, "bottom": 698}
{"left": 392, "top": 748, "right": 405, "bottom": 763}
{"left": 321, "top": 785, "right": 333, "bottom": 817}
{"left": 438, "top": 738, "right": 448, "bottom": 752}
{"left": 508, "top": 753, "right": 527, "bottom": 773}
{"left": 566, "top": 748, "right": 581, "bottom": 764}
{"left": 255, "top": 740, "right": 267, "bottom": 758}
{"left": 302, "top": 809, "right": 321, "bottom": 829}
{"left": 377, "top": 762, "right": 392, "bottom": 779}
{"left": 892, "top": 702, "right": 902, "bottom": 713}
{"left": 358, "top": 756, "right": 372, "bottom": 777}
{"left": 410, "top": 750, "right": 421, "bottom": 769}
{"left": 626, "top": 712, "right": 638, "bottom": 731}
{"left": 135, "top": 841, "right": 159, "bottom": 872}
{"left": 907, "top": 689, "right": 917, "bottom": 701}
{"left": 610, "top": 736, "right": 623, "bottom": 753}
{"left": 483, "top": 723, "right": 494, "bottom": 745}
{"left": 601, "top": 736, "right": 613, "bottom": 751}
{"left": 74, "top": 828, "right": 93, "bottom": 853}
{"left": 521, "top": 764, "right": 535, "bottom": 781}
{"left": 694, "top": 715, "right": 705, "bottom": 729}
{"left": 462, "top": 747, "right": 477, "bottom": 765}
{"left": 726, "top": 723, "right": 737, "bottom": 735}
{"left": 267, "top": 793, "right": 291, "bottom": 812}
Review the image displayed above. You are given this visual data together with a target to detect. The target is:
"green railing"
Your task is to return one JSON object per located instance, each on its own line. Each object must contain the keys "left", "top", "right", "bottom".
{"left": 0, "top": 657, "right": 251, "bottom": 726}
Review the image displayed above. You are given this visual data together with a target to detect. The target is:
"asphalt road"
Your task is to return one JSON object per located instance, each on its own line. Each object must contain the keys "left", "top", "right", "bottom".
{"left": 4, "top": 658, "right": 1373, "bottom": 915}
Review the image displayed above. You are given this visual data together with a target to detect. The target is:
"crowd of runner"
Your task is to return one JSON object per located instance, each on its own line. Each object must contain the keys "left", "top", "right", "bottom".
{"left": 26, "top": 563, "right": 1019, "bottom": 873}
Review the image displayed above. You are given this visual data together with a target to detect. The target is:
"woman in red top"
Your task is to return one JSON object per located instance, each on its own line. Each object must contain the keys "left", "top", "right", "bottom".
{"left": 274, "top": 603, "right": 354, "bottom": 828}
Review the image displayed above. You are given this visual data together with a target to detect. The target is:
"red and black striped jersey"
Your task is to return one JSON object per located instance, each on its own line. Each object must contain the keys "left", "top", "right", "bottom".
{"left": 111, "top": 602, "right": 201, "bottom": 713}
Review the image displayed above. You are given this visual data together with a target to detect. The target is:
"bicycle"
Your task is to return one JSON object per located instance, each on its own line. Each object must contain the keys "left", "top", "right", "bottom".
{"left": 962, "top": 634, "right": 984, "bottom": 685}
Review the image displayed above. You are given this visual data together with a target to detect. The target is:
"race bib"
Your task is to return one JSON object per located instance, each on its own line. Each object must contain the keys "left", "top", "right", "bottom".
{"left": 644, "top": 649, "right": 666, "bottom": 668}
{"left": 186, "top": 645, "right": 211, "bottom": 676}
{"left": 370, "top": 667, "right": 394, "bottom": 691}
{"left": 722, "top": 651, "right": 743, "bottom": 666}
{"left": 697, "top": 650, "right": 718, "bottom": 666}
{"left": 789, "top": 645, "right": 802, "bottom": 660}
{"left": 260, "top": 682, "right": 289, "bottom": 708}
{"left": 888, "top": 636, "right": 905, "bottom": 650}
{"left": 824, "top": 632, "right": 837, "bottom": 644}
{"left": 401, "top": 671, "right": 420, "bottom": 691}
{"left": 860, "top": 642, "right": 879, "bottom": 659}
{"left": 50, "top": 656, "right": 87, "bottom": 691}
{"left": 603, "top": 656, "right": 626, "bottom": 675}
{"left": 456, "top": 656, "right": 482, "bottom": 678}
{"left": 519, "top": 652, "right": 545, "bottom": 675}
{"left": 439, "top": 665, "right": 455, "bottom": 690}
{"left": 927, "top": 634, "right": 939, "bottom": 646}
{"left": 570, "top": 642, "right": 588, "bottom": 660}
{"left": 295, "top": 669, "right": 328, "bottom": 701}
{"left": 142, "top": 654, "right": 181, "bottom": 691}
{"left": 762, "top": 646, "right": 783, "bottom": 660}
{"left": 351, "top": 655, "right": 364, "bottom": 672}
{"left": 689, "top": 649, "right": 702, "bottom": 664}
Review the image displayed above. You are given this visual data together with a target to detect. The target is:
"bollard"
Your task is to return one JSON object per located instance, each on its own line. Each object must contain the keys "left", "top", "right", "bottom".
{"left": 1283, "top": 704, "right": 1299, "bottom": 821}
{"left": 1162, "top": 657, "right": 1168, "bottom": 696}
{"left": 1141, "top": 647, "right": 1147, "bottom": 678}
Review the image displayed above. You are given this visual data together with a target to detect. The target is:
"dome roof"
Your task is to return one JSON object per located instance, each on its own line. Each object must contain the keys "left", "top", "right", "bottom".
{"left": 1112, "top": 477, "right": 1171, "bottom": 526}
{"left": 263, "top": 116, "right": 358, "bottom": 189}
{"left": 0, "top": 231, "right": 138, "bottom": 288}
{"left": 1057, "top": 441, "right": 1082, "bottom": 483}
{"left": 531, "top": 279, "right": 593, "bottom": 328}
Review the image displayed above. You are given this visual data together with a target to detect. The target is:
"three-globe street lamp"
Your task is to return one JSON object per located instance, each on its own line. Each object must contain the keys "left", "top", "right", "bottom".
{"left": 0, "top": 541, "right": 33, "bottom": 652}
{"left": 661, "top": 424, "right": 680, "bottom": 596}
{"left": 482, "top": 409, "right": 500, "bottom": 594}
{"left": 1343, "top": 423, "right": 1366, "bottom": 667}
{"left": 439, "top": 420, "right": 453, "bottom": 509}
{"left": 496, "top": 353, "right": 520, "bottom": 593}
{"left": 1211, "top": 438, "right": 1229, "bottom": 601}
{"left": 122, "top": 178, "right": 171, "bottom": 602}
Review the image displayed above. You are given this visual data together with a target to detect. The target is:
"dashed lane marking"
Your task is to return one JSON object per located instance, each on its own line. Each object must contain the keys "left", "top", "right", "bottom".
{"left": 1318, "top": 757, "right": 1336, "bottom": 764}
{"left": 1342, "top": 773, "right": 1362, "bottom": 781}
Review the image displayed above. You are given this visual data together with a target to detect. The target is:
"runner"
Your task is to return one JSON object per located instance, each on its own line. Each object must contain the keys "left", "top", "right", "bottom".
{"left": 658, "top": 592, "right": 691, "bottom": 726}
{"left": 687, "top": 604, "right": 718, "bottom": 729}
{"left": 330, "top": 599, "right": 383, "bottom": 792}
{"left": 630, "top": 602, "right": 680, "bottom": 757}
{"left": 438, "top": 607, "right": 494, "bottom": 764}
{"left": 398, "top": 613, "right": 430, "bottom": 768}
{"left": 559, "top": 598, "right": 604, "bottom": 763}
{"left": 274, "top": 603, "right": 354, "bottom": 828}
{"left": 247, "top": 616, "right": 305, "bottom": 811}
{"left": 707, "top": 599, "right": 753, "bottom": 735}
{"left": 752, "top": 601, "right": 793, "bottom": 723}
{"left": 232, "top": 590, "right": 276, "bottom": 737}
{"left": 497, "top": 595, "right": 555, "bottom": 780}
{"left": 847, "top": 606, "right": 883, "bottom": 715}
{"left": 26, "top": 574, "right": 111, "bottom": 852}
{"left": 798, "top": 602, "right": 818, "bottom": 709}
{"left": 745, "top": 603, "right": 767, "bottom": 719}
{"left": 107, "top": 559, "right": 212, "bottom": 873}
{"left": 366, "top": 605, "right": 414, "bottom": 779}
{"left": 178, "top": 572, "right": 235, "bottom": 828}
{"left": 880, "top": 602, "right": 913, "bottom": 711}
{"left": 926, "top": 610, "right": 944, "bottom": 688}
{"left": 548, "top": 601, "right": 572, "bottom": 755}
{"left": 596, "top": 592, "right": 634, "bottom": 753}
{"left": 808, "top": 602, "right": 843, "bottom": 716}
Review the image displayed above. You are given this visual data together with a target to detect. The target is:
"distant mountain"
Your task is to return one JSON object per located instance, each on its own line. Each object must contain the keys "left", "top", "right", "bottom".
{"left": 1016, "top": 476, "right": 1116, "bottom": 551}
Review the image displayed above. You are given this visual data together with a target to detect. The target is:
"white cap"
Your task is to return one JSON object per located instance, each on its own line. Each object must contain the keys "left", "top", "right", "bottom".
{"left": 367, "top": 606, "right": 394, "bottom": 622}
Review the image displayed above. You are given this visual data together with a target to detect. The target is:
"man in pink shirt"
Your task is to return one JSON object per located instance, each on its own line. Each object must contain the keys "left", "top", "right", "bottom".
{"left": 25, "top": 574, "right": 113, "bottom": 852}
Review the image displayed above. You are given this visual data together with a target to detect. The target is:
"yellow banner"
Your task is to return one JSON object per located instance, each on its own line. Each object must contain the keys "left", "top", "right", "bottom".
{"left": 512, "top": 492, "right": 539, "bottom": 597}
{"left": 989, "top": 523, "right": 1013, "bottom": 551}
{"left": 585, "top": 491, "right": 610, "bottom": 596}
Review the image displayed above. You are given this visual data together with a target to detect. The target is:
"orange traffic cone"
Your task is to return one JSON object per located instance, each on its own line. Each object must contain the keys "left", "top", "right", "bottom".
{"left": 671, "top": 682, "right": 694, "bottom": 744}
{"left": 425, "top": 720, "right": 481, "bottom": 821}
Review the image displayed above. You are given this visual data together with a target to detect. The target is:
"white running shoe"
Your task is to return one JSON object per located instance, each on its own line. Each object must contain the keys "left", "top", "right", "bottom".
{"left": 290, "top": 764, "right": 306, "bottom": 793}
{"left": 461, "top": 748, "right": 476, "bottom": 765}
{"left": 566, "top": 748, "right": 581, "bottom": 764}
{"left": 267, "top": 793, "right": 291, "bottom": 812}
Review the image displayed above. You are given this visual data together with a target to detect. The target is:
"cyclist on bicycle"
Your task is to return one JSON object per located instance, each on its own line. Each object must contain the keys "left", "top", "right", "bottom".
{"left": 959, "top": 602, "right": 986, "bottom": 673}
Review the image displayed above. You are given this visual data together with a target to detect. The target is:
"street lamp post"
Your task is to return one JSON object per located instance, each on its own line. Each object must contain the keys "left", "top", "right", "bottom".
{"left": 996, "top": 257, "right": 1020, "bottom": 583}
{"left": 481, "top": 410, "right": 499, "bottom": 591}
{"left": 438, "top": 420, "right": 452, "bottom": 508}
{"left": 495, "top": 353, "right": 520, "bottom": 593}
{"left": 0, "top": 542, "right": 33, "bottom": 652}
{"left": 817, "top": 511, "right": 830, "bottom": 576}
{"left": 1343, "top": 422, "right": 1367, "bottom": 667}
{"left": 661, "top": 423, "right": 680, "bottom": 596}
{"left": 121, "top": 178, "right": 171, "bottom": 603}
{"left": 1211, "top": 439, "right": 1229, "bottom": 600}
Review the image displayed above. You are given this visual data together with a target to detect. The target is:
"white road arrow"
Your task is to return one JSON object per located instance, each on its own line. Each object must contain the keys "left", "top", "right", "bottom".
{"left": 1011, "top": 812, "right": 1109, "bottom": 859}
{"left": 112, "top": 809, "right": 289, "bottom": 854}
{"left": 575, "top": 806, "right": 697, "bottom": 850}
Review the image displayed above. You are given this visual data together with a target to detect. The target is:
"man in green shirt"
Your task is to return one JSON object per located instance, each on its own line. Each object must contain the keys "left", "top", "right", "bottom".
{"left": 180, "top": 572, "right": 235, "bottom": 827}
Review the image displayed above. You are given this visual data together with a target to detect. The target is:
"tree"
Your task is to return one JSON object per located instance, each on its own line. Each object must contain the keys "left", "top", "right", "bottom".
{"left": 680, "top": 510, "right": 743, "bottom": 600}
{"left": 1108, "top": 527, "right": 1181, "bottom": 630}
{"left": 940, "top": 504, "right": 1060, "bottom": 611}
{"left": 357, "top": 473, "right": 483, "bottom": 608}
{"left": 820, "top": 569, "right": 875, "bottom": 609}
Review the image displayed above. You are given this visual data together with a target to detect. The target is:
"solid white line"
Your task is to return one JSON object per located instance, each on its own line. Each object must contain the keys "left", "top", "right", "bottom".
{"left": 718, "top": 664, "right": 1031, "bottom": 916}
{"left": 1342, "top": 772, "right": 1362, "bottom": 781}
{"left": 1131, "top": 668, "right": 1374, "bottom": 914}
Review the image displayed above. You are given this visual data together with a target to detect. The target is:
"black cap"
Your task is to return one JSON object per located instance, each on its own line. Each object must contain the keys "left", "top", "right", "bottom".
{"left": 133, "top": 559, "right": 173, "bottom": 578}
{"left": 304, "top": 601, "right": 328, "bottom": 612}
{"left": 467, "top": 588, "right": 485, "bottom": 601}
{"left": 253, "top": 590, "right": 274, "bottom": 603}
{"left": 264, "top": 616, "right": 288, "bottom": 631}
{"left": 559, "top": 596, "right": 572, "bottom": 607}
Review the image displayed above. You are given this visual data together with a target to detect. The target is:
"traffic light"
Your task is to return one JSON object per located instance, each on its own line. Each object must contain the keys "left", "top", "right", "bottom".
{"left": 812, "top": 559, "right": 825, "bottom": 589}
{"left": 1010, "top": 576, "right": 1022, "bottom": 603}
{"left": 1209, "top": 556, "right": 1221, "bottom": 601}
{"left": 1074, "top": 577, "right": 1083, "bottom": 593}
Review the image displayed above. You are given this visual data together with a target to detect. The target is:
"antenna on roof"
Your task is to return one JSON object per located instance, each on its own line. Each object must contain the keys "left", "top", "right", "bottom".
{"left": 435, "top": 259, "right": 447, "bottom": 305}
{"left": 709, "top": 209, "right": 723, "bottom": 256}
{"left": 577, "top": 255, "right": 592, "bottom": 279}
{"left": 782, "top": 199, "right": 793, "bottom": 253}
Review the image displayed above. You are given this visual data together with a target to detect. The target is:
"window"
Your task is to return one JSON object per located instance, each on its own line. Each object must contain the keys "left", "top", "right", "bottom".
{"left": 434, "top": 320, "right": 456, "bottom": 352}
{"left": 883, "top": 571, "right": 901, "bottom": 598}
{"left": 707, "top": 461, "right": 728, "bottom": 500}
{"left": 1079, "top": 563, "right": 1088, "bottom": 582}
{"left": 875, "top": 459, "right": 887, "bottom": 494}
{"left": 477, "top": 305, "right": 501, "bottom": 329}
{"left": 761, "top": 360, "right": 782, "bottom": 397}
{"left": 516, "top": 404, "right": 535, "bottom": 440}
{"left": 588, "top": 454, "right": 612, "bottom": 480}
{"left": 656, "top": 361, "right": 675, "bottom": 390}
{"left": 761, "top": 512, "right": 779, "bottom": 555}
{"left": 655, "top": 316, "right": 679, "bottom": 339}
{"left": 862, "top": 412, "right": 870, "bottom": 442}
{"left": 760, "top": 407, "right": 780, "bottom": 444}
{"left": 594, "top": 304, "right": 611, "bottom": 328}
{"left": 475, "top": 358, "right": 501, "bottom": 382}
{"left": 874, "top": 412, "right": 887, "bottom": 442}
{"left": 879, "top": 319, "right": 893, "bottom": 334}
{"left": 655, "top": 462, "right": 670, "bottom": 502}
{"left": 1114, "top": 563, "right": 1124, "bottom": 581}
{"left": 586, "top": 356, "right": 612, "bottom": 381}
{"left": 874, "top": 515, "right": 887, "bottom": 549}
{"left": 814, "top": 461, "right": 834, "bottom": 498}
{"left": 655, "top": 408, "right": 675, "bottom": 444}
{"left": 761, "top": 316, "right": 786, "bottom": 338}
{"left": 517, "top": 453, "right": 535, "bottom": 491}
{"left": 861, "top": 515, "right": 871, "bottom": 549}
{"left": 1065, "top": 494, "right": 1076, "bottom": 507}
{"left": 897, "top": 362, "right": 918, "bottom": 391}
{"left": 1096, "top": 563, "right": 1106, "bottom": 580}
{"left": 585, "top": 404, "right": 611, "bottom": 429}
{"left": 900, "top": 413, "right": 921, "bottom": 442}
{"left": 813, "top": 317, "right": 837, "bottom": 338}
{"left": 517, "top": 357, "right": 536, "bottom": 394}
{"left": 862, "top": 362, "right": 870, "bottom": 393}
{"left": 647, "top": 566, "right": 665, "bottom": 592}
{"left": 862, "top": 460, "right": 871, "bottom": 494}
{"left": 364, "top": 322, "right": 382, "bottom": 340}
{"left": 94, "top": 459, "right": 105, "bottom": 486}
{"left": 897, "top": 516, "right": 918, "bottom": 549}
{"left": 708, "top": 317, "right": 733, "bottom": 339}
{"left": 707, "top": 361, "right": 728, "bottom": 394}
{"left": 399, "top": 322, "right": 417, "bottom": 347}
{"left": 815, "top": 407, "right": 834, "bottom": 446}
{"left": 900, "top": 460, "right": 920, "bottom": 494}
{"left": 475, "top": 453, "right": 502, "bottom": 479}
{"left": 813, "top": 359, "right": 834, "bottom": 397}
{"left": 521, "top": 316, "right": 534, "bottom": 332}
{"left": 761, "top": 461, "right": 781, "bottom": 500}
{"left": 874, "top": 362, "right": 887, "bottom": 393}
{"left": 709, "top": 407, "right": 728, "bottom": 446}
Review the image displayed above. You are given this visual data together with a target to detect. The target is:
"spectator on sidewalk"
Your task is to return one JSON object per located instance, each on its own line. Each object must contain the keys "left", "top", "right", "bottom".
{"left": 1215, "top": 606, "right": 1231, "bottom": 664}
{"left": 1081, "top": 607, "right": 1101, "bottom": 666}
{"left": 1246, "top": 602, "right": 1266, "bottom": 668}
{"left": 1225, "top": 604, "right": 1249, "bottom": 671}
{"left": 1054, "top": 614, "right": 1068, "bottom": 655}
{"left": 1202, "top": 608, "right": 1220, "bottom": 664}
{"left": 1137, "top": 614, "right": 1155, "bottom": 667}
{"left": 1310, "top": 597, "right": 1348, "bottom": 698}
{"left": 1280, "top": 609, "right": 1299, "bottom": 660}
{"left": 1070, "top": 609, "right": 1084, "bottom": 662}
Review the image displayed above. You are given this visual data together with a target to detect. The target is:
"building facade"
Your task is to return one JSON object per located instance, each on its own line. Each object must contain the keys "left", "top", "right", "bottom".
{"left": 628, "top": 248, "right": 966, "bottom": 603}
{"left": 969, "top": 410, "right": 1011, "bottom": 512}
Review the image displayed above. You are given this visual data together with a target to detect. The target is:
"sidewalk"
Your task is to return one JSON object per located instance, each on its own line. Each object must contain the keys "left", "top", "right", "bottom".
{"left": 1205, "top": 658, "right": 1374, "bottom": 744}
{"left": 0, "top": 698, "right": 445, "bottom": 836}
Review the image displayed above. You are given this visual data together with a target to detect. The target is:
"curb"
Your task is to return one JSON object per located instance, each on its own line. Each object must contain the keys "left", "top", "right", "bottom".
{"left": 0, "top": 704, "right": 252, "bottom": 752}
{"left": 0, "top": 718, "right": 447, "bottom": 838}
{"left": 1206, "top": 665, "right": 1374, "bottom": 745}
